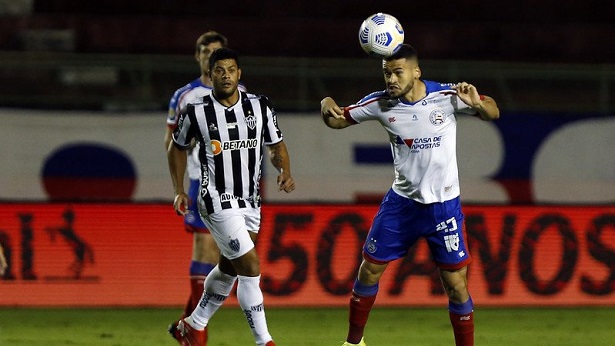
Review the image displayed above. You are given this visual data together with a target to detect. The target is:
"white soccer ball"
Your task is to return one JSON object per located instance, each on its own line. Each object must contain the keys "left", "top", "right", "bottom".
{"left": 358, "top": 13, "right": 405, "bottom": 58}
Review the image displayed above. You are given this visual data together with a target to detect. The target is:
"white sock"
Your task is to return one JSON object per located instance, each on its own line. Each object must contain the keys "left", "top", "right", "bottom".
{"left": 190, "top": 265, "right": 237, "bottom": 329}
{"left": 237, "top": 275, "right": 273, "bottom": 345}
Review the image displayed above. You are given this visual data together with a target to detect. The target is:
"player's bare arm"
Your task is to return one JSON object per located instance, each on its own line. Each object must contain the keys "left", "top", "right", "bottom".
{"left": 167, "top": 142, "right": 189, "bottom": 215}
{"left": 473, "top": 95, "right": 499, "bottom": 121}
{"left": 163, "top": 126, "right": 174, "bottom": 150}
{"left": 321, "top": 97, "right": 353, "bottom": 129}
{"left": 454, "top": 82, "right": 500, "bottom": 121}
{"left": 268, "top": 141, "right": 295, "bottom": 193}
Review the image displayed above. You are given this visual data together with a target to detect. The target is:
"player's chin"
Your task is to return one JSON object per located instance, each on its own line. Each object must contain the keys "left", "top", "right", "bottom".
{"left": 387, "top": 89, "right": 401, "bottom": 98}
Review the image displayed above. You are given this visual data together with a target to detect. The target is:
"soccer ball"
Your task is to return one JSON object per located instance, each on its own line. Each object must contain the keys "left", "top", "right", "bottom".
{"left": 358, "top": 13, "right": 405, "bottom": 58}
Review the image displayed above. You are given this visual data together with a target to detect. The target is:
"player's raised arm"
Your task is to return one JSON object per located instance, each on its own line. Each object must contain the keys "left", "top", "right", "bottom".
{"left": 454, "top": 82, "right": 500, "bottom": 121}
{"left": 321, "top": 97, "right": 353, "bottom": 129}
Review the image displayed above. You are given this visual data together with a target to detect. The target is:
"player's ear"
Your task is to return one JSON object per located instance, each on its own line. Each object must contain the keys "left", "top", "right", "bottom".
{"left": 237, "top": 68, "right": 242, "bottom": 80}
{"left": 414, "top": 65, "right": 421, "bottom": 78}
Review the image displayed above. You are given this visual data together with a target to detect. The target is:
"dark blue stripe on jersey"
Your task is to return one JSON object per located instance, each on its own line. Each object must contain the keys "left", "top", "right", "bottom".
{"left": 225, "top": 108, "right": 244, "bottom": 198}
{"left": 242, "top": 92, "right": 258, "bottom": 199}
{"left": 424, "top": 80, "right": 454, "bottom": 93}
{"left": 354, "top": 144, "right": 393, "bottom": 164}
{"left": 200, "top": 95, "right": 217, "bottom": 214}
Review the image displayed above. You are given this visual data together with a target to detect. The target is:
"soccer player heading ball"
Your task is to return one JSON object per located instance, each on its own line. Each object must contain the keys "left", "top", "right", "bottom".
{"left": 321, "top": 44, "right": 500, "bottom": 346}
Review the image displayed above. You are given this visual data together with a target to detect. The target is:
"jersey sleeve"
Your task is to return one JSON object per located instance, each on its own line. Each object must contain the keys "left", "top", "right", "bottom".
{"left": 431, "top": 81, "right": 479, "bottom": 117}
{"left": 262, "top": 97, "right": 283, "bottom": 145}
{"left": 167, "top": 88, "right": 182, "bottom": 128}
{"left": 344, "top": 91, "right": 384, "bottom": 124}
{"left": 171, "top": 105, "right": 196, "bottom": 150}
{"left": 453, "top": 94, "right": 481, "bottom": 116}
{"left": 168, "top": 79, "right": 202, "bottom": 128}
{"left": 167, "top": 83, "right": 192, "bottom": 128}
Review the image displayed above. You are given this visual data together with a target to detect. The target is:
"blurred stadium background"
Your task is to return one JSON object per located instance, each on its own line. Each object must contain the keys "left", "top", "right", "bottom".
{"left": 1, "top": 0, "right": 614, "bottom": 325}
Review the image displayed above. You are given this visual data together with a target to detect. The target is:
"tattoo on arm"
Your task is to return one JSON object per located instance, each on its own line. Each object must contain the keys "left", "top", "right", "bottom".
{"left": 270, "top": 144, "right": 282, "bottom": 169}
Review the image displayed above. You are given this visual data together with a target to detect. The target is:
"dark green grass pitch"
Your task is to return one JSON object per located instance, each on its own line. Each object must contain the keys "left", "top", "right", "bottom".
{"left": 0, "top": 307, "right": 613, "bottom": 345}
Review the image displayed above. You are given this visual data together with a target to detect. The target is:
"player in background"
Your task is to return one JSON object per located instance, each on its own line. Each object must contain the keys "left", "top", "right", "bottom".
{"left": 164, "top": 30, "right": 235, "bottom": 345}
{"left": 168, "top": 47, "right": 294, "bottom": 346}
{"left": 321, "top": 44, "right": 500, "bottom": 346}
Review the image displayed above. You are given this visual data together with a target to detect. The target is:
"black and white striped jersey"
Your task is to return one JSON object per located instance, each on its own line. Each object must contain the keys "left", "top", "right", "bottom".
{"left": 172, "top": 91, "right": 283, "bottom": 215}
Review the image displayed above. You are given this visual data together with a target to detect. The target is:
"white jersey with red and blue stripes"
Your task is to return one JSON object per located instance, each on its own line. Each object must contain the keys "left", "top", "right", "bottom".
{"left": 344, "top": 80, "right": 477, "bottom": 204}
{"left": 168, "top": 78, "right": 212, "bottom": 180}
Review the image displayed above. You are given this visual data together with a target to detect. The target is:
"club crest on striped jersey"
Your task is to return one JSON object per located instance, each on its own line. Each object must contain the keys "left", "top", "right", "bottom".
{"left": 244, "top": 111, "right": 256, "bottom": 130}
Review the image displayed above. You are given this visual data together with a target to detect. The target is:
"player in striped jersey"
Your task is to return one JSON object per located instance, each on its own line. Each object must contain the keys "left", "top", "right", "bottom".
{"left": 164, "top": 30, "right": 233, "bottom": 345}
{"left": 321, "top": 44, "right": 500, "bottom": 346}
{"left": 168, "top": 47, "right": 293, "bottom": 346}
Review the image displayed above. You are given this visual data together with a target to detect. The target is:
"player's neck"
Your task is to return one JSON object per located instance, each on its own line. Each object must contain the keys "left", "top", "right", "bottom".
{"left": 214, "top": 90, "right": 240, "bottom": 108}
{"left": 200, "top": 75, "right": 213, "bottom": 88}
{"left": 402, "top": 80, "right": 426, "bottom": 103}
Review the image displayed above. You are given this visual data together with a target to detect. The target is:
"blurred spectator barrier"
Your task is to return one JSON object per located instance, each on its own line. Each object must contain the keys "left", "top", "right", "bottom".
{"left": 0, "top": 109, "right": 613, "bottom": 204}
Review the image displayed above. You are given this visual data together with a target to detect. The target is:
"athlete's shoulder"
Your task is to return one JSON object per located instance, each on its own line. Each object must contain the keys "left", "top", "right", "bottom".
{"left": 424, "top": 80, "right": 457, "bottom": 95}
{"left": 241, "top": 91, "right": 271, "bottom": 104}
{"left": 169, "top": 78, "right": 203, "bottom": 107}
{"left": 172, "top": 79, "right": 202, "bottom": 97}
{"left": 356, "top": 90, "right": 391, "bottom": 105}
{"left": 185, "top": 86, "right": 213, "bottom": 105}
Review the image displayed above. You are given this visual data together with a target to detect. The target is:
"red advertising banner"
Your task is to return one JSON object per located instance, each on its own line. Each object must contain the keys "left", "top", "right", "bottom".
{"left": 0, "top": 203, "right": 613, "bottom": 307}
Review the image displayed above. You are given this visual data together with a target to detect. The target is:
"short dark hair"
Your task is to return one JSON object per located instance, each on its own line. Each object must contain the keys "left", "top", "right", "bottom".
{"left": 208, "top": 47, "right": 239, "bottom": 68}
{"left": 386, "top": 44, "right": 418, "bottom": 61}
{"left": 195, "top": 31, "right": 228, "bottom": 52}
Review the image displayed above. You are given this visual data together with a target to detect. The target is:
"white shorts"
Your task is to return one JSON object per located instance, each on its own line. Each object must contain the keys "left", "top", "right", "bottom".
{"left": 200, "top": 207, "right": 261, "bottom": 260}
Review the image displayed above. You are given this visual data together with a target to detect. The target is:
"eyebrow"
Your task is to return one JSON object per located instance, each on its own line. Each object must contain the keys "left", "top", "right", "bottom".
{"left": 384, "top": 66, "right": 405, "bottom": 72}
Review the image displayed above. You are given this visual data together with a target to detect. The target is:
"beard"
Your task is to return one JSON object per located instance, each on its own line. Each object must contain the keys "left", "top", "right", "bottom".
{"left": 213, "top": 83, "right": 237, "bottom": 100}
{"left": 387, "top": 83, "right": 412, "bottom": 98}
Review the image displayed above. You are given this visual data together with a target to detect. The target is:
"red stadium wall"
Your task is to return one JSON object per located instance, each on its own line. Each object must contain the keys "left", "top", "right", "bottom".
{"left": 0, "top": 203, "right": 613, "bottom": 307}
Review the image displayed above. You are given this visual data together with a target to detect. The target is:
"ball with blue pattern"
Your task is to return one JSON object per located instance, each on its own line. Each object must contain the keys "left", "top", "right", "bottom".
{"left": 358, "top": 13, "right": 405, "bottom": 58}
